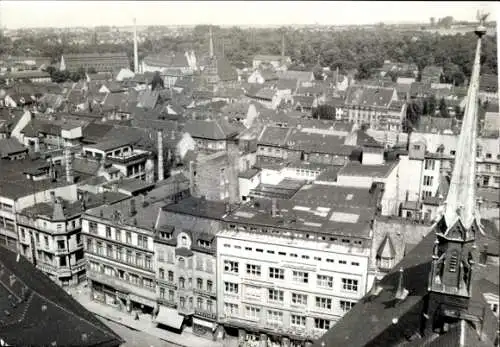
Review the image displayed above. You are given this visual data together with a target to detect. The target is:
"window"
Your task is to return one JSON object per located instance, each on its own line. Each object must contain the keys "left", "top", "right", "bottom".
{"left": 197, "top": 297, "right": 203, "bottom": 309}
{"left": 179, "top": 297, "right": 185, "bottom": 308}
{"left": 340, "top": 300, "right": 356, "bottom": 312}
{"left": 126, "top": 232, "right": 132, "bottom": 244}
{"left": 423, "top": 175, "right": 433, "bottom": 186}
{"left": 126, "top": 250, "right": 133, "bottom": 263}
{"left": 159, "top": 268, "right": 165, "bottom": 279}
{"left": 316, "top": 297, "right": 332, "bottom": 310}
{"left": 145, "top": 256, "right": 152, "bottom": 269}
{"left": 106, "top": 244, "right": 113, "bottom": 257}
{"left": 44, "top": 236, "right": 49, "bottom": 247}
{"left": 412, "top": 145, "right": 420, "bottom": 151}
{"left": 246, "top": 264, "right": 261, "bottom": 276}
{"left": 291, "top": 293, "right": 308, "bottom": 305}
{"left": 168, "top": 271, "right": 174, "bottom": 282}
{"left": 424, "top": 159, "right": 435, "bottom": 170}
{"left": 143, "top": 278, "right": 153, "bottom": 288}
{"left": 179, "top": 277, "right": 185, "bottom": 289}
{"left": 449, "top": 250, "right": 459, "bottom": 272}
{"left": 168, "top": 290, "right": 174, "bottom": 301}
{"left": 268, "top": 289, "right": 284, "bottom": 302}
{"left": 342, "top": 278, "right": 359, "bottom": 292}
{"left": 225, "top": 303, "right": 239, "bottom": 316}
{"left": 224, "top": 260, "right": 239, "bottom": 273}
{"left": 245, "top": 305, "right": 260, "bottom": 319}
{"left": 138, "top": 235, "right": 147, "bottom": 248}
{"left": 314, "top": 318, "right": 330, "bottom": 330}
{"left": 450, "top": 150, "right": 456, "bottom": 156}
{"left": 269, "top": 267, "right": 284, "bottom": 280}
{"left": 115, "top": 230, "right": 121, "bottom": 242}
{"left": 96, "top": 242, "right": 103, "bottom": 255}
{"left": 292, "top": 271, "right": 309, "bottom": 284}
{"left": 351, "top": 261, "right": 360, "bottom": 266}
{"left": 157, "top": 251, "right": 164, "bottom": 262}
{"left": 317, "top": 275, "right": 333, "bottom": 288}
{"left": 89, "top": 222, "right": 97, "bottom": 234}
{"left": 267, "top": 310, "right": 283, "bottom": 323}
{"left": 135, "top": 253, "right": 143, "bottom": 267}
{"left": 291, "top": 314, "right": 306, "bottom": 327}
{"left": 106, "top": 226, "right": 111, "bottom": 238}
{"left": 224, "top": 282, "right": 239, "bottom": 294}
{"left": 206, "top": 299, "right": 213, "bottom": 313}
{"left": 339, "top": 260, "right": 347, "bottom": 265}
{"left": 159, "top": 287, "right": 165, "bottom": 298}
{"left": 178, "top": 257, "right": 185, "bottom": 268}
{"left": 482, "top": 176, "right": 490, "bottom": 186}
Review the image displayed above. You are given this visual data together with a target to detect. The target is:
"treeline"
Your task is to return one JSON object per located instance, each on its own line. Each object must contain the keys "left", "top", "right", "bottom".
{"left": 1, "top": 26, "right": 497, "bottom": 85}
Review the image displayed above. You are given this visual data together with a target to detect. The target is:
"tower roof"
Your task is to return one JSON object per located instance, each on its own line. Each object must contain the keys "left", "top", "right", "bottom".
{"left": 442, "top": 30, "right": 483, "bottom": 231}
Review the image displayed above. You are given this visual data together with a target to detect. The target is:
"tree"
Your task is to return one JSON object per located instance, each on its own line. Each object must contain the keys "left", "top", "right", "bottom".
{"left": 428, "top": 95, "right": 437, "bottom": 116}
{"left": 439, "top": 98, "right": 449, "bottom": 117}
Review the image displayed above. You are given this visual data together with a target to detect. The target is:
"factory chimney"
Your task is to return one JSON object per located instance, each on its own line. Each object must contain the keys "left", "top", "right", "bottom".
{"left": 157, "top": 129, "right": 164, "bottom": 181}
{"left": 133, "top": 18, "right": 139, "bottom": 74}
{"left": 64, "top": 146, "right": 74, "bottom": 184}
{"left": 209, "top": 26, "right": 214, "bottom": 59}
{"left": 281, "top": 32, "right": 285, "bottom": 58}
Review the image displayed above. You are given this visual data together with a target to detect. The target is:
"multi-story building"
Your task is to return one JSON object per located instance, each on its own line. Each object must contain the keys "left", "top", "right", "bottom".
{"left": 15, "top": 191, "right": 128, "bottom": 286}
{"left": 60, "top": 53, "right": 130, "bottom": 73}
{"left": 217, "top": 184, "right": 379, "bottom": 346}
{"left": 82, "top": 139, "right": 154, "bottom": 182}
{"left": 153, "top": 197, "right": 227, "bottom": 339}
{"left": 82, "top": 198, "right": 161, "bottom": 314}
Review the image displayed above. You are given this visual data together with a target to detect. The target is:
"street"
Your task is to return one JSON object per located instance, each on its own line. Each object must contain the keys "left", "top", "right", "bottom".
{"left": 99, "top": 317, "right": 183, "bottom": 347}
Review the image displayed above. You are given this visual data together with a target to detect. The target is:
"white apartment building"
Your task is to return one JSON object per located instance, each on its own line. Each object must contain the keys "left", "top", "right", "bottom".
{"left": 216, "top": 190, "right": 376, "bottom": 347}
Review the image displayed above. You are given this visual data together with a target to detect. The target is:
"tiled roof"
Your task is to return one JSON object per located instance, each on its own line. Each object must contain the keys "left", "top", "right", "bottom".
{"left": 276, "top": 78, "right": 298, "bottom": 91}
{"left": 479, "top": 73, "right": 498, "bottom": 92}
{"left": 287, "top": 129, "right": 349, "bottom": 154}
{"left": 257, "top": 126, "right": 293, "bottom": 147}
{"left": 0, "top": 138, "right": 27, "bottom": 157}
{"left": 277, "top": 70, "right": 313, "bottom": 82}
{"left": 345, "top": 86, "right": 395, "bottom": 108}
{"left": 338, "top": 162, "right": 397, "bottom": 178}
{"left": 63, "top": 52, "right": 129, "bottom": 73}
{"left": 82, "top": 122, "right": 114, "bottom": 143}
{"left": 136, "top": 90, "right": 159, "bottom": 110}
{"left": 0, "top": 246, "right": 123, "bottom": 347}
{"left": 184, "top": 118, "right": 239, "bottom": 140}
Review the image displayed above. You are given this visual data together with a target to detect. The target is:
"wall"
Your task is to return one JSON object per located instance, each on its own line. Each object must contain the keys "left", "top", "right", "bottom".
{"left": 11, "top": 109, "right": 32, "bottom": 142}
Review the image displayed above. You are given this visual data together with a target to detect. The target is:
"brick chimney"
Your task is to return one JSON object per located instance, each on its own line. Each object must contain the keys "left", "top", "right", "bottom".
{"left": 157, "top": 129, "right": 164, "bottom": 181}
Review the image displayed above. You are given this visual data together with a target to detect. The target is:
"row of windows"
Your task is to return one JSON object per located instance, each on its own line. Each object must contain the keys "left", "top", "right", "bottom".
{"left": 88, "top": 222, "right": 150, "bottom": 250}
{"left": 223, "top": 303, "right": 333, "bottom": 330}
{"left": 157, "top": 250, "right": 215, "bottom": 273}
{"left": 224, "top": 277, "right": 359, "bottom": 295}
{"left": 86, "top": 237, "right": 153, "bottom": 270}
{"left": 158, "top": 268, "right": 215, "bottom": 292}
{"left": 224, "top": 261, "right": 360, "bottom": 280}
{"left": 89, "top": 261, "right": 154, "bottom": 288}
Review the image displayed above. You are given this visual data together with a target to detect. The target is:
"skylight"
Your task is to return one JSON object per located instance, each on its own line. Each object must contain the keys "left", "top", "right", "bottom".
{"left": 293, "top": 206, "right": 311, "bottom": 211}
{"left": 234, "top": 211, "right": 255, "bottom": 219}
{"left": 330, "top": 212, "right": 360, "bottom": 223}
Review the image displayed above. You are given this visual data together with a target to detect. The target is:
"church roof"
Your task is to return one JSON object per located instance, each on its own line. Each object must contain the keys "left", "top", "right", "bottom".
{"left": 377, "top": 233, "right": 396, "bottom": 259}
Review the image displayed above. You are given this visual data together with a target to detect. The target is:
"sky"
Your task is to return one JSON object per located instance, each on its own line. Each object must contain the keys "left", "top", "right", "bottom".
{"left": 0, "top": 1, "right": 498, "bottom": 29}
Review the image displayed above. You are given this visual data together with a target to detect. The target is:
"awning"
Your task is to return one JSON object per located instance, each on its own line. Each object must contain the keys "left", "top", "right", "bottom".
{"left": 193, "top": 317, "right": 216, "bottom": 330}
{"left": 155, "top": 306, "right": 184, "bottom": 330}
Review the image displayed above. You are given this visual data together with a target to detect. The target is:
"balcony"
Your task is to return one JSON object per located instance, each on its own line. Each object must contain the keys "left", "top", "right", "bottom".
{"left": 178, "top": 305, "right": 195, "bottom": 316}
{"left": 194, "top": 309, "right": 217, "bottom": 321}
{"left": 54, "top": 248, "right": 69, "bottom": 256}
{"left": 37, "top": 262, "right": 57, "bottom": 274}
{"left": 193, "top": 288, "right": 216, "bottom": 298}
{"left": 87, "top": 269, "right": 156, "bottom": 301}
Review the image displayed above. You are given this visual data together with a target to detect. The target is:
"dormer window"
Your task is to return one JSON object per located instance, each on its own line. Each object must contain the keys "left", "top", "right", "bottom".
{"left": 413, "top": 145, "right": 420, "bottom": 151}
{"left": 160, "top": 232, "right": 172, "bottom": 240}
{"left": 181, "top": 235, "right": 188, "bottom": 246}
{"left": 198, "top": 239, "right": 211, "bottom": 248}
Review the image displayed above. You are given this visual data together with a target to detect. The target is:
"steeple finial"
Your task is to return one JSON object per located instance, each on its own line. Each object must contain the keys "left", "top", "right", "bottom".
{"left": 443, "top": 22, "right": 484, "bottom": 230}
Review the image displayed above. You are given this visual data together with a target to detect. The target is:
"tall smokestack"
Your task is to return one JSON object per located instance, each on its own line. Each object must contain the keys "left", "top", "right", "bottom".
{"left": 209, "top": 26, "right": 214, "bottom": 58}
{"left": 281, "top": 32, "right": 285, "bottom": 58}
{"left": 64, "top": 146, "right": 74, "bottom": 184}
{"left": 157, "top": 129, "right": 164, "bottom": 181}
{"left": 133, "top": 18, "right": 139, "bottom": 74}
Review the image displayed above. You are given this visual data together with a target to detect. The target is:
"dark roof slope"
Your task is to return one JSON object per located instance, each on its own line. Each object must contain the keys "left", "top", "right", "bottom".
{"left": 0, "top": 246, "right": 123, "bottom": 347}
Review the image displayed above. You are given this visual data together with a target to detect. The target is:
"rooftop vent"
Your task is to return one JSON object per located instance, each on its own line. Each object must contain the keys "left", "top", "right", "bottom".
{"left": 9, "top": 274, "right": 16, "bottom": 287}
{"left": 41, "top": 304, "right": 47, "bottom": 312}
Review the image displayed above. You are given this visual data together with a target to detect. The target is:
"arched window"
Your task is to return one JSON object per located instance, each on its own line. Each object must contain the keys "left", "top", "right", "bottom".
{"left": 178, "top": 257, "right": 185, "bottom": 268}
{"left": 179, "top": 277, "right": 185, "bottom": 288}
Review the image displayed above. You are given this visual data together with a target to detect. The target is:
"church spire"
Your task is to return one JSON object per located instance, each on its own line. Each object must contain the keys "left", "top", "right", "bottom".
{"left": 442, "top": 20, "right": 485, "bottom": 231}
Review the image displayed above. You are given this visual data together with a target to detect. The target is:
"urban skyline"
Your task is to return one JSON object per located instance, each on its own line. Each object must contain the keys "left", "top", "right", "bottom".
{"left": 0, "top": 1, "right": 498, "bottom": 29}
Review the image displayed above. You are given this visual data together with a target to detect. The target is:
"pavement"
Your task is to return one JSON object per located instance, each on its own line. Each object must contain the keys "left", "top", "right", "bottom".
{"left": 67, "top": 284, "right": 223, "bottom": 347}
{"left": 101, "top": 318, "right": 180, "bottom": 347}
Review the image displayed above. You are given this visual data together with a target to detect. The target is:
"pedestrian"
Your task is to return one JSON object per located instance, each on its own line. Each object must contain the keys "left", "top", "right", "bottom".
{"left": 134, "top": 312, "right": 139, "bottom": 320}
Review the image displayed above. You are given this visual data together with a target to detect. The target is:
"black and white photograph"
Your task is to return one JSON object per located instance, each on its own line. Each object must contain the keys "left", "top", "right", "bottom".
{"left": 0, "top": 1, "right": 498, "bottom": 346}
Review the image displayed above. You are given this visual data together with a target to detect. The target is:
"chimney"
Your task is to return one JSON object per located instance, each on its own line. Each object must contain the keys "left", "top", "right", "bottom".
{"left": 133, "top": 18, "right": 139, "bottom": 74}
{"left": 157, "top": 129, "right": 164, "bottom": 181}
{"left": 281, "top": 31, "right": 285, "bottom": 58}
{"left": 394, "top": 267, "right": 409, "bottom": 301}
{"left": 64, "top": 146, "right": 74, "bottom": 184}
{"left": 209, "top": 26, "right": 214, "bottom": 59}
{"left": 9, "top": 274, "right": 16, "bottom": 287}
{"left": 129, "top": 198, "right": 137, "bottom": 217}
{"left": 271, "top": 198, "right": 278, "bottom": 217}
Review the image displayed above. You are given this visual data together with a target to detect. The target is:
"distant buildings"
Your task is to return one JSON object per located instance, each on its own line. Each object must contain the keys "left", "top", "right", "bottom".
{"left": 60, "top": 53, "right": 130, "bottom": 73}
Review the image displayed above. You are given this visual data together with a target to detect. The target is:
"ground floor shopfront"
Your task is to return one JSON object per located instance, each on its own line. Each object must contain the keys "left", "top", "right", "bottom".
{"left": 223, "top": 325, "right": 314, "bottom": 347}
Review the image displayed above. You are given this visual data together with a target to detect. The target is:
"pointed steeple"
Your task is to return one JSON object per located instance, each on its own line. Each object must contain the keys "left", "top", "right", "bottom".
{"left": 59, "top": 55, "right": 66, "bottom": 72}
{"left": 209, "top": 26, "right": 214, "bottom": 59}
{"left": 442, "top": 22, "right": 484, "bottom": 231}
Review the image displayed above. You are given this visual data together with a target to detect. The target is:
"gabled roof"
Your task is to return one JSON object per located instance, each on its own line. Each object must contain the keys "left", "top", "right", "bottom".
{"left": 377, "top": 233, "right": 396, "bottom": 258}
{"left": 257, "top": 125, "right": 293, "bottom": 147}
{"left": 345, "top": 86, "right": 395, "bottom": 108}
{"left": 136, "top": 90, "right": 159, "bottom": 110}
{"left": 82, "top": 122, "right": 115, "bottom": 143}
{"left": 277, "top": 70, "right": 313, "bottom": 82}
{"left": 0, "top": 138, "right": 27, "bottom": 157}
{"left": 184, "top": 118, "right": 239, "bottom": 140}
{"left": 0, "top": 246, "right": 123, "bottom": 347}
